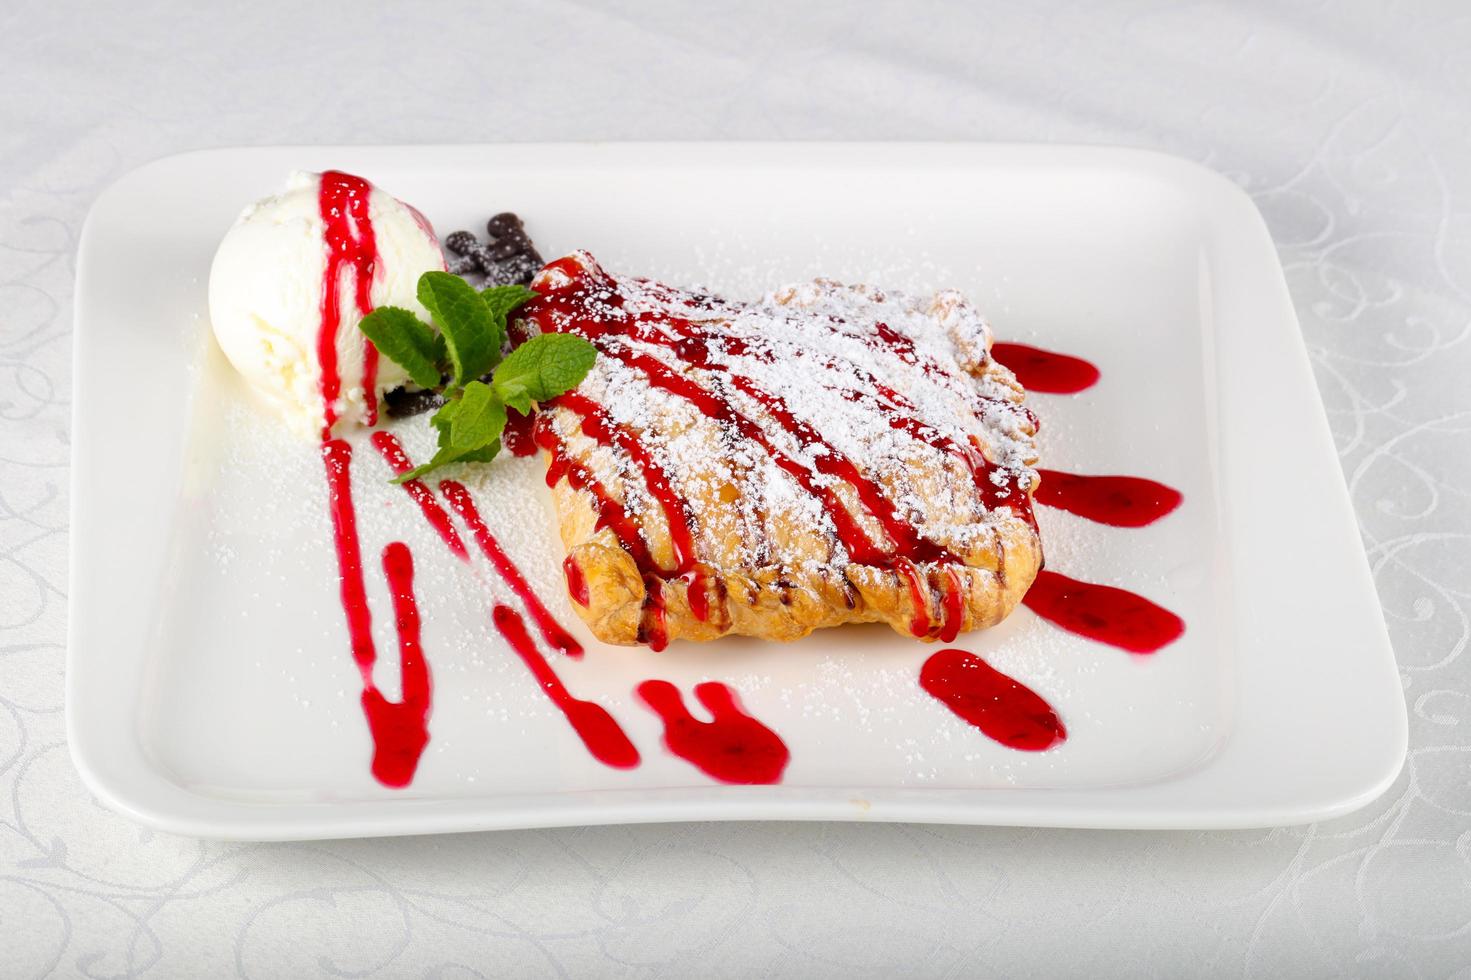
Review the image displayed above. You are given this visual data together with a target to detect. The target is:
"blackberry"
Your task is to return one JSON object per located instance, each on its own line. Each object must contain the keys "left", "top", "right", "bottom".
{"left": 383, "top": 386, "right": 445, "bottom": 419}
{"left": 471, "top": 247, "right": 501, "bottom": 276}
{"left": 486, "top": 212, "right": 524, "bottom": 239}
{"left": 444, "top": 230, "right": 479, "bottom": 255}
{"left": 486, "top": 236, "right": 525, "bottom": 261}
{"left": 443, "top": 212, "right": 543, "bottom": 286}
{"left": 446, "top": 254, "right": 480, "bottom": 276}
{"left": 484, "top": 253, "right": 540, "bottom": 288}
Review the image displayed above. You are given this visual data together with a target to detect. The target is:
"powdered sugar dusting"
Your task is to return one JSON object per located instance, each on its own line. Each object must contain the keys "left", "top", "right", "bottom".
{"left": 529, "top": 251, "right": 1038, "bottom": 580}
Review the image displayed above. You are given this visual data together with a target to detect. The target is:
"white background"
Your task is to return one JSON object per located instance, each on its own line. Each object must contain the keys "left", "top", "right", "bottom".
{"left": 3, "top": 1, "right": 1468, "bottom": 977}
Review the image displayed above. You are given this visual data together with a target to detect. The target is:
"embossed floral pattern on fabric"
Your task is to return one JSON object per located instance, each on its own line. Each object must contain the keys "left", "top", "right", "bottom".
{"left": 2, "top": 2, "right": 1468, "bottom": 976}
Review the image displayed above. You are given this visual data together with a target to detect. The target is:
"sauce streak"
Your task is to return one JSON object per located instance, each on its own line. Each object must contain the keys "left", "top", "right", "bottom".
{"left": 563, "top": 555, "right": 590, "bottom": 607}
{"left": 642, "top": 578, "right": 670, "bottom": 652}
{"left": 370, "top": 431, "right": 469, "bottom": 559}
{"left": 990, "top": 342, "right": 1099, "bottom": 394}
{"left": 636, "top": 680, "right": 789, "bottom": 784}
{"left": 1034, "top": 469, "right": 1182, "bottom": 528}
{"left": 493, "top": 605, "right": 639, "bottom": 769}
{"left": 317, "top": 170, "right": 381, "bottom": 435}
{"left": 321, "top": 440, "right": 375, "bottom": 673}
{"left": 939, "top": 566, "right": 965, "bottom": 643}
{"left": 363, "top": 542, "right": 433, "bottom": 786}
{"left": 320, "top": 439, "right": 432, "bottom": 787}
{"left": 502, "top": 407, "right": 538, "bottom": 457}
{"left": 371, "top": 438, "right": 638, "bottom": 769}
{"left": 919, "top": 648, "right": 1065, "bottom": 751}
{"left": 552, "top": 390, "right": 699, "bottom": 574}
{"left": 897, "top": 558, "right": 932, "bottom": 639}
{"left": 441, "top": 479, "right": 584, "bottom": 658}
{"left": 1022, "top": 569, "right": 1184, "bottom": 654}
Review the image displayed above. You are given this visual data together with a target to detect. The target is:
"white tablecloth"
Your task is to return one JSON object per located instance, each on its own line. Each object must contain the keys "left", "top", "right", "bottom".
{"left": 4, "top": 1, "right": 1468, "bottom": 976}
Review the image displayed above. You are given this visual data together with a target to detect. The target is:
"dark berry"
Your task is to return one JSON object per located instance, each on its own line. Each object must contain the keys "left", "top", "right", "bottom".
{"left": 485, "top": 253, "right": 540, "bottom": 287}
{"left": 487, "top": 236, "right": 525, "bottom": 261}
{"left": 444, "top": 212, "right": 542, "bottom": 285}
{"left": 384, "top": 386, "right": 445, "bottom": 418}
{"left": 472, "top": 247, "right": 502, "bottom": 275}
{"left": 486, "top": 212, "right": 523, "bottom": 238}
{"left": 446, "top": 254, "right": 479, "bottom": 276}
{"left": 444, "top": 230, "right": 479, "bottom": 255}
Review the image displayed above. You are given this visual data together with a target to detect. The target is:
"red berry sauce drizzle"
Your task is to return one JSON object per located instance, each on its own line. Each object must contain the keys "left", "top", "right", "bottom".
{"left": 308, "top": 190, "right": 648, "bottom": 782}
{"left": 370, "top": 431, "right": 468, "bottom": 560}
{"left": 563, "top": 555, "right": 590, "bottom": 607}
{"left": 922, "top": 340, "right": 1186, "bottom": 749}
{"left": 502, "top": 407, "right": 538, "bottom": 457}
{"left": 439, "top": 480, "right": 584, "bottom": 659}
{"left": 999, "top": 358, "right": 1187, "bottom": 655}
{"left": 314, "top": 173, "right": 435, "bottom": 788}
{"left": 319, "top": 440, "right": 432, "bottom": 786}
{"left": 376, "top": 438, "right": 782, "bottom": 783}
{"left": 317, "top": 171, "right": 382, "bottom": 435}
{"left": 1032, "top": 469, "right": 1183, "bottom": 528}
{"left": 493, "top": 604, "right": 639, "bottom": 769}
{"left": 989, "top": 342, "right": 1099, "bottom": 395}
{"left": 374, "top": 432, "right": 649, "bottom": 769}
{"left": 364, "top": 542, "right": 433, "bottom": 784}
{"left": 1022, "top": 570, "right": 1184, "bottom": 654}
{"left": 919, "top": 649, "right": 1065, "bottom": 752}
{"left": 636, "top": 681, "right": 790, "bottom": 784}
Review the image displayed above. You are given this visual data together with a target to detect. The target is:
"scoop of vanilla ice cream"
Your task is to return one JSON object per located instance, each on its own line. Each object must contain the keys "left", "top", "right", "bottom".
{"left": 208, "top": 171, "right": 445, "bottom": 436}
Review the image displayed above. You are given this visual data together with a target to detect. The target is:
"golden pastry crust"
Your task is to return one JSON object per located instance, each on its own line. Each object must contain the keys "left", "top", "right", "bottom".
{"left": 520, "top": 251, "right": 1042, "bottom": 647}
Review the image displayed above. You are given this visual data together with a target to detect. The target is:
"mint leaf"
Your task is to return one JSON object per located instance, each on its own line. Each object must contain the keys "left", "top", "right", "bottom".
{"left": 492, "top": 333, "right": 597, "bottom": 413}
{"left": 448, "top": 381, "right": 506, "bottom": 450}
{"left": 455, "top": 441, "right": 501, "bottom": 465}
{"left": 481, "top": 284, "right": 537, "bottom": 323}
{"left": 394, "top": 441, "right": 503, "bottom": 482}
{"left": 390, "top": 438, "right": 502, "bottom": 484}
{"left": 389, "top": 384, "right": 506, "bottom": 484}
{"left": 358, "top": 306, "right": 442, "bottom": 389}
{"left": 417, "top": 271, "right": 502, "bottom": 385}
{"left": 430, "top": 397, "right": 458, "bottom": 435}
{"left": 392, "top": 452, "right": 449, "bottom": 484}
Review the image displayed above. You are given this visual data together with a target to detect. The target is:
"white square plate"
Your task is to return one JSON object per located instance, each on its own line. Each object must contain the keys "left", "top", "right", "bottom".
{"left": 68, "top": 144, "right": 1405, "bottom": 839}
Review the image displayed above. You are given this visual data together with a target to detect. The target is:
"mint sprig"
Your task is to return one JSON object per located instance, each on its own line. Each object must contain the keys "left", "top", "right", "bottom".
{"left": 358, "top": 307, "right": 443, "bottom": 389}
{"left": 359, "top": 272, "right": 597, "bottom": 484}
{"left": 447, "top": 380, "right": 507, "bottom": 450}
{"left": 481, "top": 283, "right": 538, "bottom": 323}
{"left": 493, "top": 333, "right": 598, "bottom": 414}
{"left": 417, "top": 271, "right": 503, "bottom": 385}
